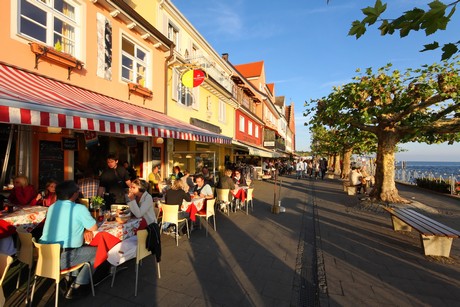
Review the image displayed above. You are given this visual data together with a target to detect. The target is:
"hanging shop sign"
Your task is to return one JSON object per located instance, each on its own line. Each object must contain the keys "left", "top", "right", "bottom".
{"left": 181, "top": 69, "right": 206, "bottom": 88}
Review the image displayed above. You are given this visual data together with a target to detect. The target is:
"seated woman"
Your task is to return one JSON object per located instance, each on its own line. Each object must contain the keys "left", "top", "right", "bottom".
{"left": 126, "top": 179, "right": 157, "bottom": 226}
{"left": 8, "top": 175, "right": 36, "bottom": 206}
{"left": 164, "top": 179, "right": 191, "bottom": 236}
{"left": 171, "top": 166, "right": 184, "bottom": 180}
{"left": 233, "top": 169, "right": 247, "bottom": 186}
{"left": 30, "top": 179, "right": 58, "bottom": 207}
{"left": 216, "top": 169, "right": 235, "bottom": 211}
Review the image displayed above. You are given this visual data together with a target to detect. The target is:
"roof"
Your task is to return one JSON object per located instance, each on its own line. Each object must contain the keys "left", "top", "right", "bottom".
{"left": 234, "top": 61, "right": 264, "bottom": 78}
{"left": 267, "top": 83, "right": 275, "bottom": 96}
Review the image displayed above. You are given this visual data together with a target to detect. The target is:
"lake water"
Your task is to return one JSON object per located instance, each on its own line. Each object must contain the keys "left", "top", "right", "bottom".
{"left": 396, "top": 161, "right": 460, "bottom": 178}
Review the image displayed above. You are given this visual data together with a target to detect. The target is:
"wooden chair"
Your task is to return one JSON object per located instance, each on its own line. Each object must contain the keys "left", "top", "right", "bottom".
{"left": 0, "top": 253, "right": 14, "bottom": 307}
{"left": 110, "top": 230, "right": 161, "bottom": 296}
{"left": 15, "top": 229, "right": 35, "bottom": 304}
{"left": 195, "top": 198, "right": 216, "bottom": 236}
{"left": 245, "top": 188, "right": 254, "bottom": 215}
{"left": 159, "top": 204, "right": 190, "bottom": 246}
{"left": 216, "top": 188, "right": 232, "bottom": 216}
{"left": 30, "top": 239, "right": 95, "bottom": 307}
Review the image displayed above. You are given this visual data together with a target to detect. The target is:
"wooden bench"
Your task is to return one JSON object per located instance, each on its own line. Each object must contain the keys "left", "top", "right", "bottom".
{"left": 383, "top": 207, "right": 460, "bottom": 257}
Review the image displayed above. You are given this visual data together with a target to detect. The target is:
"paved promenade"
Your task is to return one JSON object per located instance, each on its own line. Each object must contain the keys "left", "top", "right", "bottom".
{"left": 5, "top": 175, "right": 460, "bottom": 306}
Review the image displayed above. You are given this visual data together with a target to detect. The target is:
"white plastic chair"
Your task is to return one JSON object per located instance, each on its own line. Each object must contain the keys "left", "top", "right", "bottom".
{"left": 216, "top": 188, "right": 232, "bottom": 216}
{"left": 195, "top": 198, "right": 216, "bottom": 236}
{"left": 15, "top": 229, "right": 35, "bottom": 304}
{"left": 30, "top": 239, "right": 95, "bottom": 307}
{"left": 109, "top": 229, "right": 161, "bottom": 296}
{"left": 159, "top": 204, "right": 190, "bottom": 246}
{"left": 245, "top": 188, "right": 254, "bottom": 215}
{"left": 0, "top": 253, "right": 14, "bottom": 307}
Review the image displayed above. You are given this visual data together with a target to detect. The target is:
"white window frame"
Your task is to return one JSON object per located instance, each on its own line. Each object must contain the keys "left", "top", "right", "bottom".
{"left": 239, "top": 115, "right": 245, "bottom": 132}
{"left": 17, "top": 0, "right": 81, "bottom": 57}
{"left": 248, "top": 121, "right": 253, "bottom": 136}
{"left": 255, "top": 125, "right": 259, "bottom": 138}
{"left": 121, "top": 35, "right": 150, "bottom": 86}
{"left": 167, "top": 21, "right": 179, "bottom": 51}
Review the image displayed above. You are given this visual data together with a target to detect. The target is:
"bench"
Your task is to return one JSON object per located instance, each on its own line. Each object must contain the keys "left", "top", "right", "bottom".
{"left": 383, "top": 207, "right": 460, "bottom": 257}
{"left": 342, "top": 181, "right": 357, "bottom": 195}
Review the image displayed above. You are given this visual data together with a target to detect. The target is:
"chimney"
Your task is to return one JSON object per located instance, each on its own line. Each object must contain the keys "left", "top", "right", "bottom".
{"left": 221, "top": 53, "right": 229, "bottom": 61}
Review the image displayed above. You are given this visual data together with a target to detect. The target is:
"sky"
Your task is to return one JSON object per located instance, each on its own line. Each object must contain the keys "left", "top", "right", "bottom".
{"left": 172, "top": 0, "right": 460, "bottom": 161}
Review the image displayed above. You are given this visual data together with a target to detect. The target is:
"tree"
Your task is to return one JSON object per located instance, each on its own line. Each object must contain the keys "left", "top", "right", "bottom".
{"left": 309, "top": 59, "right": 460, "bottom": 203}
{"left": 349, "top": 0, "right": 460, "bottom": 60}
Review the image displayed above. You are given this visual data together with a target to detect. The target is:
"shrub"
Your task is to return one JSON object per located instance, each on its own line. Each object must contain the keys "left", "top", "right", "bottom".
{"left": 415, "top": 178, "right": 451, "bottom": 194}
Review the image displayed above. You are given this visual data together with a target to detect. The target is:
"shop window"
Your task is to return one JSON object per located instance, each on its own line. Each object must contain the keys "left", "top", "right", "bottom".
{"left": 18, "top": 0, "right": 79, "bottom": 56}
{"left": 121, "top": 36, "right": 149, "bottom": 86}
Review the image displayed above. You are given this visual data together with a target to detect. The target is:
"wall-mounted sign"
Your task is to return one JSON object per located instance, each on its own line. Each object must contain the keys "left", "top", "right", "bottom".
{"left": 62, "top": 137, "right": 78, "bottom": 150}
{"left": 181, "top": 69, "right": 206, "bottom": 88}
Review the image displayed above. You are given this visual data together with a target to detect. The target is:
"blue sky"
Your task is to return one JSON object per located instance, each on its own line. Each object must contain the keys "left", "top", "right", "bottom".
{"left": 173, "top": 0, "right": 460, "bottom": 161}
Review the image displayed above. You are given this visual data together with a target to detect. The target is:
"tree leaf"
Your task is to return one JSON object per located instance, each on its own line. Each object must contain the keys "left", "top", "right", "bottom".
{"left": 441, "top": 43, "right": 458, "bottom": 60}
{"left": 421, "top": 41, "right": 440, "bottom": 52}
{"left": 349, "top": 21, "right": 366, "bottom": 38}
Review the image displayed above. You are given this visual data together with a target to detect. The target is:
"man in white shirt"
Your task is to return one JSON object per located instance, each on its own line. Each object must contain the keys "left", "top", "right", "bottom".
{"left": 296, "top": 160, "right": 305, "bottom": 179}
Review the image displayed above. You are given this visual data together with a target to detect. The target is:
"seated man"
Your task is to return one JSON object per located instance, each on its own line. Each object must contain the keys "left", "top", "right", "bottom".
{"left": 40, "top": 180, "right": 97, "bottom": 300}
{"left": 193, "top": 174, "right": 214, "bottom": 199}
{"left": 350, "top": 167, "right": 367, "bottom": 194}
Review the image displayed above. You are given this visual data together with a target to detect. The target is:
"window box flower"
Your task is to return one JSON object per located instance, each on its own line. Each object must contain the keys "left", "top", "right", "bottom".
{"left": 128, "top": 82, "right": 153, "bottom": 99}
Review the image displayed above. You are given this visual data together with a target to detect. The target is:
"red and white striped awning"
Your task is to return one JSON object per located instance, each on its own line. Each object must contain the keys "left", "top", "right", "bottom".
{"left": 0, "top": 63, "right": 231, "bottom": 144}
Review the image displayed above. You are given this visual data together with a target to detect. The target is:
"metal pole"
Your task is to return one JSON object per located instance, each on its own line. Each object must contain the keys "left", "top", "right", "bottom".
{"left": 1, "top": 125, "right": 14, "bottom": 185}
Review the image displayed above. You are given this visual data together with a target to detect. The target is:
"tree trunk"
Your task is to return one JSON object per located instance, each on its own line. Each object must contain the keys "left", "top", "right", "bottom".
{"left": 341, "top": 148, "right": 352, "bottom": 179}
{"left": 333, "top": 154, "right": 341, "bottom": 176}
{"left": 372, "top": 132, "right": 409, "bottom": 203}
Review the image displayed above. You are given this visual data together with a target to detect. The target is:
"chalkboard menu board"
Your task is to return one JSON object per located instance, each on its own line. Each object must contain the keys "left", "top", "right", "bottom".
{"left": 39, "top": 141, "right": 64, "bottom": 190}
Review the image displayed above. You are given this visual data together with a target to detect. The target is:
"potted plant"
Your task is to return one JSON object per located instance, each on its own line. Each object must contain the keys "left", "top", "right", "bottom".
{"left": 90, "top": 196, "right": 104, "bottom": 220}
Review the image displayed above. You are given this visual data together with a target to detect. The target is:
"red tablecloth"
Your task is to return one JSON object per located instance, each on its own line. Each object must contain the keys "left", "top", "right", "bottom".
{"left": 0, "top": 220, "right": 17, "bottom": 239}
{"left": 182, "top": 198, "right": 205, "bottom": 222}
{"left": 232, "top": 188, "right": 247, "bottom": 203}
{"left": 89, "top": 232, "right": 121, "bottom": 268}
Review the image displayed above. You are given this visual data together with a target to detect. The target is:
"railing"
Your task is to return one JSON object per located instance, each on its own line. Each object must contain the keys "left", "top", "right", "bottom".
{"left": 394, "top": 169, "right": 459, "bottom": 196}
{"left": 186, "top": 55, "right": 233, "bottom": 93}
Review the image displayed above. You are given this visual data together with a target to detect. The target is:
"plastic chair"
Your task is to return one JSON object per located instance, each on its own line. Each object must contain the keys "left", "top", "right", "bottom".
{"left": 216, "top": 188, "right": 232, "bottom": 216}
{"left": 15, "top": 230, "right": 35, "bottom": 304}
{"left": 245, "top": 188, "right": 254, "bottom": 215}
{"left": 159, "top": 204, "right": 189, "bottom": 246}
{"left": 110, "top": 230, "right": 161, "bottom": 296}
{"left": 0, "top": 253, "right": 14, "bottom": 307}
{"left": 195, "top": 198, "right": 216, "bottom": 236}
{"left": 30, "top": 239, "right": 95, "bottom": 307}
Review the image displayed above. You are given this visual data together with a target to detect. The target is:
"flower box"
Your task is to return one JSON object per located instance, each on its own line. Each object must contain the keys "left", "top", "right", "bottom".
{"left": 29, "top": 42, "right": 84, "bottom": 78}
{"left": 128, "top": 82, "right": 153, "bottom": 99}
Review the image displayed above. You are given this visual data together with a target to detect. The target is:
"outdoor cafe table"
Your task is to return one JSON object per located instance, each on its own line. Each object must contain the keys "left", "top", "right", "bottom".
{"left": 232, "top": 186, "right": 248, "bottom": 204}
{"left": 88, "top": 217, "right": 141, "bottom": 268}
{"left": 0, "top": 206, "right": 48, "bottom": 239}
{"left": 181, "top": 197, "right": 205, "bottom": 222}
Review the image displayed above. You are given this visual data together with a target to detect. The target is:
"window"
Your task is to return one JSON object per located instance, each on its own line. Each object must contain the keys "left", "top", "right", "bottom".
{"left": 218, "top": 100, "right": 226, "bottom": 123}
{"left": 248, "top": 121, "right": 253, "bottom": 136}
{"left": 178, "top": 84, "right": 194, "bottom": 107}
{"left": 255, "top": 125, "right": 259, "bottom": 138}
{"left": 167, "top": 22, "right": 179, "bottom": 50}
{"left": 19, "top": 0, "right": 79, "bottom": 56}
{"left": 239, "top": 115, "right": 245, "bottom": 132}
{"left": 121, "top": 36, "right": 149, "bottom": 86}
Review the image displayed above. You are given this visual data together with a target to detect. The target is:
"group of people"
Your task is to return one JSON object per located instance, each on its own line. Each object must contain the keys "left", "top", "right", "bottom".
{"left": 350, "top": 165, "right": 373, "bottom": 195}
{"left": 295, "top": 158, "right": 328, "bottom": 180}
